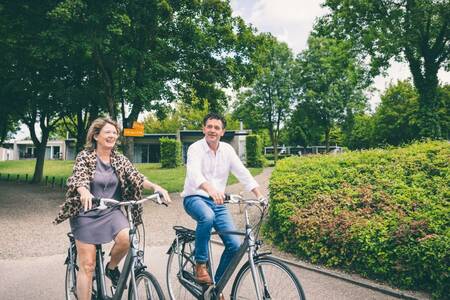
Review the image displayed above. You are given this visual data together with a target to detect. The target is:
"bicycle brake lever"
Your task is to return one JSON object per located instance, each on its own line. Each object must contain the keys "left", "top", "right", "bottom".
{"left": 96, "top": 199, "right": 108, "bottom": 210}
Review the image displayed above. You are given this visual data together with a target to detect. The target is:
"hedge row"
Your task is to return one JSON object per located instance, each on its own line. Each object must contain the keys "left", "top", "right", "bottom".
{"left": 246, "top": 135, "right": 264, "bottom": 167}
{"left": 160, "top": 137, "right": 182, "bottom": 168}
{"left": 266, "top": 141, "right": 449, "bottom": 299}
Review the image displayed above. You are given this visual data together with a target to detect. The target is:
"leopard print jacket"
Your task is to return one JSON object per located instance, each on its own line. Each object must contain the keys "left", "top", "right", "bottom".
{"left": 53, "top": 149, "right": 145, "bottom": 225}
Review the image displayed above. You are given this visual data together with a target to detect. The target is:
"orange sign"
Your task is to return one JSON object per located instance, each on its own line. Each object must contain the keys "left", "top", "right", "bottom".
{"left": 123, "top": 122, "right": 145, "bottom": 137}
{"left": 124, "top": 128, "right": 144, "bottom": 137}
{"left": 132, "top": 121, "right": 144, "bottom": 130}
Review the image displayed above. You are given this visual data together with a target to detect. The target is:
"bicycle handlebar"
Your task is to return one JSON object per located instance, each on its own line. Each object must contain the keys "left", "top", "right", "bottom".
{"left": 223, "top": 193, "right": 269, "bottom": 207}
{"left": 91, "top": 192, "right": 168, "bottom": 211}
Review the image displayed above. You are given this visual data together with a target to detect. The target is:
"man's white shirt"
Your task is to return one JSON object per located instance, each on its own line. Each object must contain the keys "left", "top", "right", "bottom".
{"left": 182, "top": 138, "right": 259, "bottom": 198}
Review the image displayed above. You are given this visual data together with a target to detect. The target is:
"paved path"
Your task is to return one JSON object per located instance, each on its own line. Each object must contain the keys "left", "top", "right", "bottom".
{"left": 0, "top": 169, "right": 429, "bottom": 300}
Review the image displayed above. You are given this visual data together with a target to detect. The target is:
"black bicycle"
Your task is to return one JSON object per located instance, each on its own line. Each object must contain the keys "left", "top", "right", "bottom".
{"left": 166, "top": 194, "right": 306, "bottom": 300}
{"left": 65, "top": 193, "right": 167, "bottom": 300}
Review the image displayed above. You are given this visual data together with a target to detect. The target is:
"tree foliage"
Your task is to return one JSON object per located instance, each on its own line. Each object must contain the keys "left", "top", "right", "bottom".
{"left": 49, "top": 0, "right": 257, "bottom": 126}
{"left": 294, "top": 36, "right": 371, "bottom": 151}
{"left": 342, "top": 81, "right": 450, "bottom": 149}
{"left": 321, "top": 0, "right": 450, "bottom": 138}
{"left": 233, "top": 34, "right": 295, "bottom": 161}
{"left": 373, "top": 80, "right": 420, "bottom": 146}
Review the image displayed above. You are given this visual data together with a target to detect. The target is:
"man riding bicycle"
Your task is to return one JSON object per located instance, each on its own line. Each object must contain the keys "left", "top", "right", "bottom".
{"left": 181, "top": 113, "right": 265, "bottom": 300}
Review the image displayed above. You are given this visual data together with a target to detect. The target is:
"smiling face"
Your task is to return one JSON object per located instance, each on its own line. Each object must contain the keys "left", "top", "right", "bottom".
{"left": 203, "top": 118, "right": 225, "bottom": 147}
{"left": 94, "top": 123, "right": 118, "bottom": 150}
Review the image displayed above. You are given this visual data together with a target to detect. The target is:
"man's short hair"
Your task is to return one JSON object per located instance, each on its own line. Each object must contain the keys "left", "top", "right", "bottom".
{"left": 203, "top": 112, "right": 227, "bottom": 129}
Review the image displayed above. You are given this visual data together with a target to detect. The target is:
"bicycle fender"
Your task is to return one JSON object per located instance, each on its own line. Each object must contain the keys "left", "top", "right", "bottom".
{"left": 134, "top": 265, "right": 147, "bottom": 275}
{"left": 166, "top": 239, "right": 177, "bottom": 254}
{"left": 254, "top": 252, "right": 272, "bottom": 259}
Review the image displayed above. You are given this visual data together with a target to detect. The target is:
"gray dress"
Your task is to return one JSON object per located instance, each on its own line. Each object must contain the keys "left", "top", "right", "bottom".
{"left": 69, "top": 157, "right": 129, "bottom": 244}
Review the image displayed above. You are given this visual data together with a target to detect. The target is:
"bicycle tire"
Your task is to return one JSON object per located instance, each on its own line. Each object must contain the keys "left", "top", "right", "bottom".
{"left": 166, "top": 241, "right": 199, "bottom": 300}
{"left": 231, "top": 256, "right": 306, "bottom": 300}
{"left": 128, "top": 270, "right": 165, "bottom": 300}
{"left": 65, "top": 262, "right": 78, "bottom": 300}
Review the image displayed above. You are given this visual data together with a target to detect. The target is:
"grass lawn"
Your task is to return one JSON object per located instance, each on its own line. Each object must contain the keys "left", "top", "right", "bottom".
{"left": 0, "top": 160, "right": 263, "bottom": 193}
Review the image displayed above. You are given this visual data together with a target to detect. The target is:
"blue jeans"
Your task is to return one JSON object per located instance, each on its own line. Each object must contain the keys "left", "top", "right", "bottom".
{"left": 183, "top": 195, "right": 241, "bottom": 283}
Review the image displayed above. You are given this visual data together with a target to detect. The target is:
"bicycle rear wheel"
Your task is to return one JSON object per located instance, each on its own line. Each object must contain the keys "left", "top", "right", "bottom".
{"left": 128, "top": 270, "right": 164, "bottom": 300}
{"left": 231, "top": 257, "right": 306, "bottom": 300}
{"left": 166, "top": 240, "right": 199, "bottom": 300}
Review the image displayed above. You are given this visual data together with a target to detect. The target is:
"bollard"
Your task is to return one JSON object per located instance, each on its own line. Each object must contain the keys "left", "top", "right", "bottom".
{"left": 51, "top": 176, "right": 55, "bottom": 188}
{"left": 45, "top": 176, "right": 48, "bottom": 186}
{"left": 16, "top": 174, "right": 20, "bottom": 182}
{"left": 7, "top": 174, "right": 10, "bottom": 181}
{"left": 25, "top": 174, "right": 28, "bottom": 183}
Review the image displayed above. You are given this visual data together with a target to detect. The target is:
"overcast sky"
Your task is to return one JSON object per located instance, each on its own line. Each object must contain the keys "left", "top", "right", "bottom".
{"left": 230, "top": 0, "right": 450, "bottom": 109}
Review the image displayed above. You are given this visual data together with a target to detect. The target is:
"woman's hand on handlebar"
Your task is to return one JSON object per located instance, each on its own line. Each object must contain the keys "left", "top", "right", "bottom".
{"left": 153, "top": 184, "right": 172, "bottom": 204}
{"left": 77, "top": 186, "right": 94, "bottom": 211}
{"left": 143, "top": 179, "right": 172, "bottom": 204}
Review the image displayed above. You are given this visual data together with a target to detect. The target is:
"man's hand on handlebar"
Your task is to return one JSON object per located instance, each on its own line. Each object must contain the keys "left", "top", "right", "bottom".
{"left": 257, "top": 196, "right": 269, "bottom": 207}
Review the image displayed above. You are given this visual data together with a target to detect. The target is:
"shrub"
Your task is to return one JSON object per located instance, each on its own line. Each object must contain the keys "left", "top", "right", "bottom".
{"left": 160, "top": 137, "right": 181, "bottom": 168}
{"left": 246, "top": 134, "right": 264, "bottom": 167}
{"left": 267, "top": 141, "right": 449, "bottom": 298}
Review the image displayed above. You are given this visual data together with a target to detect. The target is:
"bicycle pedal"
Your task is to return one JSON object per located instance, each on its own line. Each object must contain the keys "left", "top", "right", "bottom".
{"left": 195, "top": 278, "right": 213, "bottom": 286}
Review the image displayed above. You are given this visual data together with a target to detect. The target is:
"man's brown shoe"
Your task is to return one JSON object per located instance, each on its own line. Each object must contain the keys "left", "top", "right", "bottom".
{"left": 195, "top": 263, "right": 212, "bottom": 284}
{"left": 219, "top": 293, "right": 225, "bottom": 300}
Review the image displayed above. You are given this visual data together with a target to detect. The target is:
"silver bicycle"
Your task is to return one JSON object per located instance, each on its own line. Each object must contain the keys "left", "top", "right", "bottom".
{"left": 65, "top": 193, "right": 167, "bottom": 300}
{"left": 166, "top": 194, "right": 306, "bottom": 300}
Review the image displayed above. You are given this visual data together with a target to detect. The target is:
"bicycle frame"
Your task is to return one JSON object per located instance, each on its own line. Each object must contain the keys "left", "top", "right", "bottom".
{"left": 66, "top": 193, "right": 166, "bottom": 300}
{"left": 172, "top": 200, "right": 269, "bottom": 300}
{"left": 93, "top": 205, "right": 143, "bottom": 300}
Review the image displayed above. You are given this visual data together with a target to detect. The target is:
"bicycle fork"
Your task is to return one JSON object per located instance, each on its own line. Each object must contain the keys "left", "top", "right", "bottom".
{"left": 95, "top": 245, "right": 108, "bottom": 297}
{"left": 247, "top": 232, "right": 264, "bottom": 300}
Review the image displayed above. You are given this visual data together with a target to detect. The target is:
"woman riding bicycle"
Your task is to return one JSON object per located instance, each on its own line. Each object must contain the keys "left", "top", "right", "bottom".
{"left": 53, "top": 117, "right": 172, "bottom": 300}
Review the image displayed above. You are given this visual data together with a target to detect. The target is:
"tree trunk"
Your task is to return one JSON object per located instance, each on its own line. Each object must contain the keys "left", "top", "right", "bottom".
{"left": 268, "top": 128, "right": 278, "bottom": 162}
{"left": 325, "top": 127, "right": 330, "bottom": 153}
{"left": 32, "top": 140, "right": 46, "bottom": 183}
{"left": 415, "top": 75, "right": 440, "bottom": 138}
{"left": 406, "top": 46, "right": 441, "bottom": 138}
{"left": 31, "top": 129, "right": 49, "bottom": 183}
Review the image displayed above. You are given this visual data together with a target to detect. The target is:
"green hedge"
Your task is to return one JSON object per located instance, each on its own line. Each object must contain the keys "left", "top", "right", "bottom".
{"left": 246, "top": 135, "right": 264, "bottom": 167}
{"left": 160, "top": 137, "right": 181, "bottom": 168}
{"left": 267, "top": 141, "right": 449, "bottom": 299}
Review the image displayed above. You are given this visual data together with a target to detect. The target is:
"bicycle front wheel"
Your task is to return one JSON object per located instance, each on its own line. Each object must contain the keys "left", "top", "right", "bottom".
{"left": 231, "top": 257, "right": 306, "bottom": 300}
{"left": 65, "top": 263, "right": 78, "bottom": 300}
{"left": 128, "top": 270, "right": 164, "bottom": 300}
{"left": 166, "top": 241, "right": 199, "bottom": 300}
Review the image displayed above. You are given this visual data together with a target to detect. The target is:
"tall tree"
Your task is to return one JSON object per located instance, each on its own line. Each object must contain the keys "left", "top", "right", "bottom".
{"left": 49, "top": 0, "right": 256, "bottom": 126}
{"left": 0, "top": 0, "right": 69, "bottom": 182}
{"left": 234, "top": 34, "right": 295, "bottom": 162}
{"left": 372, "top": 80, "right": 420, "bottom": 146}
{"left": 321, "top": 0, "right": 450, "bottom": 138}
{"left": 372, "top": 80, "right": 449, "bottom": 146}
{"left": 294, "top": 37, "right": 371, "bottom": 151}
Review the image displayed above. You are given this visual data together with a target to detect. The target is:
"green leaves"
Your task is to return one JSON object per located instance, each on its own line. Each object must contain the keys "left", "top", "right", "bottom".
{"left": 293, "top": 36, "right": 371, "bottom": 150}
{"left": 159, "top": 137, "right": 181, "bottom": 168}
{"left": 322, "top": 0, "right": 450, "bottom": 138}
{"left": 267, "top": 141, "right": 450, "bottom": 298}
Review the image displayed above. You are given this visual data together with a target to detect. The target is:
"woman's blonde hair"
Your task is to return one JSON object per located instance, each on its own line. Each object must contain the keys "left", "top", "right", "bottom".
{"left": 85, "top": 117, "right": 121, "bottom": 150}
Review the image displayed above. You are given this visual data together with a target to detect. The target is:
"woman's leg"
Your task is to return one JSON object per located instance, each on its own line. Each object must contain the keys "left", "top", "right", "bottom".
{"left": 75, "top": 240, "right": 97, "bottom": 300}
{"left": 108, "top": 228, "right": 130, "bottom": 268}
